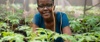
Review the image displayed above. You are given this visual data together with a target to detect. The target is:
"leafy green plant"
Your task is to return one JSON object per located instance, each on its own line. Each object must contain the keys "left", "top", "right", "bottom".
{"left": 70, "top": 14, "right": 100, "bottom": 33}
{"left": 0, "top": 32, "right": 25, "bottom": 42}
{"left": 0, "top": 4, "right": 23, "bottom": 25}
{"left": 28, "top": 28, "right": 77, "bottom": 42}
{"left": 74, "top": 32, "right": 100, "bottom": 42}
{"left": 15, "top": 25, "right": 32, "bottom": 36}
{"left": 0, "top": 21, "right": 10, "bottom": 32}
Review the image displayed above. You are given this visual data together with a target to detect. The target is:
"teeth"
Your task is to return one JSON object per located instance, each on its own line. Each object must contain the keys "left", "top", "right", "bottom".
{"left": 43, "top": 13, "right": 49, "bottom": 16}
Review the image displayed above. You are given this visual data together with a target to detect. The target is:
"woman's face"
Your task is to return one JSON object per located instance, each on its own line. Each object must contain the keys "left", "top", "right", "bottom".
{"left": 37, "top": 0, "right": 55, "bottom": 19}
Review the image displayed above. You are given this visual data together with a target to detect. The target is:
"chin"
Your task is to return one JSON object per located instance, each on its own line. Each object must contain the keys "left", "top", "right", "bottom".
{"left": 43, "top": 16, "right": 50, "bottom": 19}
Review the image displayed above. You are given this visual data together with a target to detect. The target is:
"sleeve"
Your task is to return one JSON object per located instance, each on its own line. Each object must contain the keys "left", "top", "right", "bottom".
{"left": 32, "top": 13, "right": 40, "bottom": 27}
{"left": 61, "top": 13, "right": 70, "bottom": 28}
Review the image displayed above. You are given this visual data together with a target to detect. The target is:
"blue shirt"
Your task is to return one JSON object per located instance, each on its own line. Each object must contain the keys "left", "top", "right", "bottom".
{"left": 33, "top": 12, "right": 69, "bottom": 42}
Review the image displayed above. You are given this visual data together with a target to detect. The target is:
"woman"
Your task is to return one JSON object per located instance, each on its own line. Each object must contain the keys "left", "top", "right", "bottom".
{"left": 32, "top": 0, "right": 72, "bottom": 42}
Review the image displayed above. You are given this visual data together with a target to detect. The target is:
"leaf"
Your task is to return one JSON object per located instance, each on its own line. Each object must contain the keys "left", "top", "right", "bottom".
{"left": 78, "top": 38, "right": 84, "bottom": 42}
{"left": 53, "top": 33, "right": 60, "bottom": 40}
{"left": 85, "top": 36, "right": 92, "bottom": 41}
{"left": 17, "top": 25, "right": 30, "bottom": 31}
{"left": 0, "top": 21, "right": 9, "bottom": 28}
{"left": 60, "top": 34, "right": 77, "bottom": 42}
{"left": 14, "top": 34, "right": 24, "bottom": 42}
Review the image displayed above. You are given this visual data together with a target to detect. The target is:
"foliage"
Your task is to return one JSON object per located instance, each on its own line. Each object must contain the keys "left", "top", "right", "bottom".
{"left": 0, "top": 4, "right": 23, "bottom": 25}
{"left": 70, "top": 14, "right": 100, "bottom": 33}
{"left": 0, "top": 4, "right": 100, "bottom": 42}
{"left": 74, "top": 32, "right": 100, "bottom": 42}
{"left": 0, "top": 21, "right": 10, "bottom": 32}
{"left": 0, "top": 32, "right": 25, "bottom": 42}
{"left": 29, "top": 28, "right": 76, "bottom": 42}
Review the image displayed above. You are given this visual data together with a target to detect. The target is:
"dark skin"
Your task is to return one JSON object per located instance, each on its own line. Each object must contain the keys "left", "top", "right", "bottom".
{"left": 37, "top": 0, "right": 55, "bottom": 31}
{"left": 32, "top": 0, "right": 72, "bottom": 42}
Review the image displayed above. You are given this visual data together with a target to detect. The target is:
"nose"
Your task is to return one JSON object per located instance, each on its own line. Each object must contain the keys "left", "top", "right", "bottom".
{"left": 43, "top": 7, "right": 48, "bottom": 10}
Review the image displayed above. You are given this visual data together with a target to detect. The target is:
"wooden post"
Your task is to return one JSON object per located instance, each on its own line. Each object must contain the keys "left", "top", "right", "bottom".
{"left": 83, "top": 0, "right": 87, "bottom": 17}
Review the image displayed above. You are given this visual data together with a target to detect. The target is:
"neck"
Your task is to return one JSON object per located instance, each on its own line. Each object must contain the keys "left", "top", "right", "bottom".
{"left": 44, "top": 17, "right": 54, "bottom": 23}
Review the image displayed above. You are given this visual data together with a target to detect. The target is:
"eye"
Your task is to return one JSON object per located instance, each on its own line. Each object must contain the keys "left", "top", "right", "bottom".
{"left": 46, "top": 4, "right": 53, "bottom": 7}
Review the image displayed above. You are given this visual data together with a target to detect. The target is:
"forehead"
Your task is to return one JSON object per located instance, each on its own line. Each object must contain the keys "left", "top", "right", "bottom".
{"left": 38, "top": 0, "right": 53, "bottom": 4}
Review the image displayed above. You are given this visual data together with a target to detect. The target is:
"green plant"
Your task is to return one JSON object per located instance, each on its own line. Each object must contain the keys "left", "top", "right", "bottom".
{"left": 15, "top": 25, "right": 32, "bottom": 36}
{"left": 0, "top": 21, "right": 10, "bottom": 32}
{"left": 0, "top": 4, "right": 23, "bottom": 25}
{"left": 69, "top": 14, "right": 100, "bottom": 33}
{"left": 28, "top": 28, "right": 77, "bottom": 42}
{"left": 74, "top": 32, "right": 100, "bottom": 42}
{"left": 0, "top": 32, "right": 25, "bottom": 42}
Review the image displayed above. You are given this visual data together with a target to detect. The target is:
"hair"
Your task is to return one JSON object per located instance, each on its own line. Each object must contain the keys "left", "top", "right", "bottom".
{"left": 37, "top": 0, "right": 54, "bottom": 4}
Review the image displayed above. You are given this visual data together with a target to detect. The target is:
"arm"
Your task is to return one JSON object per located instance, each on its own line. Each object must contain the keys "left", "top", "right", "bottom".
{"left": 63, "top": 26, "right": 72, "bottom": 35}
{"left": 61, "top": 13, "right": 72, "bottom": 42}
{"left": 63, "top": 26, "right": 72, "bottom": 42}
{"left": 32, "top": 13, "right": 40, "bottom": 32}
{"left": 32, "top": 23, "right": 39, "bottom": 32}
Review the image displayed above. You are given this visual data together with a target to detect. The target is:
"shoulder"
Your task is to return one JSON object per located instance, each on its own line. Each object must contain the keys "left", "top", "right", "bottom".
{"left": 56, "top": 12, "right": 68, "bottom": 23}
{"left": 33, "top": 12, "right": 42, "bottom": 26}
{"left": 56, "top": 12, "right": 67, "bottom": 16}
{"left": 34, "top": 12, "right": 43, "bottom": 19}
{"left": 56, "top": 12, "right": 68, "bottom": 18}
{"left": 34, "top": 12, "right": 41, "bottom": 17}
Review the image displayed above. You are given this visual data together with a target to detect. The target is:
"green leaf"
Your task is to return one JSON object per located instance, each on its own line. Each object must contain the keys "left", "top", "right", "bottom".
{"left": 78, "top": 38, "right": 84, "bottom": 42}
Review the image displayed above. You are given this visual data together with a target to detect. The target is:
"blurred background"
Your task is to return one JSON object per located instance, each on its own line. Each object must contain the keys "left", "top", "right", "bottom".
{"left": 0, "top": 0, "right": 100, "bottom": 17}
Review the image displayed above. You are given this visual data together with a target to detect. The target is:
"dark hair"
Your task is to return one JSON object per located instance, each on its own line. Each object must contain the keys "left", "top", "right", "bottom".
{"left": 37, "top": 0, "right": 54, "bottom": 4}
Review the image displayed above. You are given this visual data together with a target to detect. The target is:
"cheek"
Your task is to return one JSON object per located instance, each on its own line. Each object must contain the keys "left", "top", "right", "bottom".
{"left": 38, "top": 9, "right": 43, "bottom": 13}
{"left": 48, "top": 8, "right": 54, "bottom": 13}
{"left": 49, "top": 8, "right": 52, "bottom": 11}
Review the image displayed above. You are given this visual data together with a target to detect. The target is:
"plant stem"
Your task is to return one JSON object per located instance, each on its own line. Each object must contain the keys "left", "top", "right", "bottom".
{"left": 23, "top": 0, "right": 27, "bottom": 26}
{"left": 12, "top": 24, "right": 13, "bottom": 31}
{"left": 12, "top": 0, "right": 15, "bottom": 15}
{"left": 52, "top": 6, "right": 56, "bottom": 32}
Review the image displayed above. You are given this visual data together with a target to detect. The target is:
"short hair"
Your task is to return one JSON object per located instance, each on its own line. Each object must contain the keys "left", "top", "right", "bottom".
{"left": 37, "top": 0, "right": 54, "bottom": 4}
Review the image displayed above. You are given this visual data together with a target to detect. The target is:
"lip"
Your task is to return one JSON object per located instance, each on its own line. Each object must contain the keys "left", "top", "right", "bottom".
{"left": 43, "top": 11, "right": 50, "bottom": 13}
{"left": 42, "top": 11, "right": 51, "bottom": 17}
{"left": 43, "top": 13, "right": 49, "bottom": 16}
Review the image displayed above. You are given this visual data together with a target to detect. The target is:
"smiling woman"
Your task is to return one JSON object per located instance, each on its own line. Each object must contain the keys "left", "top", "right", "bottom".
{"left": 32, "top": 0, "right": 72, "bottom": 42}
{"left": 37, "top": 0, "right": 54, "bottom": 19}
